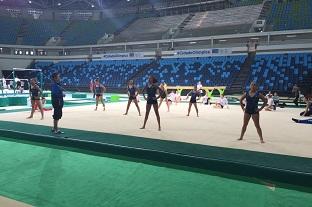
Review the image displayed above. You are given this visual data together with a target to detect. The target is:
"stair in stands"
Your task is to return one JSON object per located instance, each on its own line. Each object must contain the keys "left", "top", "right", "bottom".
{"left": 59, "top": 21, "right": 75, "bottom": 44}
{"left": 228, "top": 54, "right": 255, "bottom": 94}
{"left": 127, "top": 59, "right": 158, "bottom": 85}
{"left": 171, "top": 13, "right": 195, "bottom": 39}
{"left": 258, "top": 0, "right": 273, "bottom": 31}
{"left": 16, "top": 19, "right": 27, "bottom": 45}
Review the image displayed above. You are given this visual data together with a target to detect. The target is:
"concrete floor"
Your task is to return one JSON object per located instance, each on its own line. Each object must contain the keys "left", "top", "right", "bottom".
{"left": 0, "top": 101, "right": 311, "bottom": 158}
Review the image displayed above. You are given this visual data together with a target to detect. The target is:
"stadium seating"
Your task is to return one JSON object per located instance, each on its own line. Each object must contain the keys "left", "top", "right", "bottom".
{"left": 62, "top": 15, "right": 136, "bottom": 45}
{"left": 247, "top": 53, "right": 312, "bottom": 91}
{"left": 178, "top": 4, "right": 263, "bottom": 37}
{"left": 34, "top": 59, "right": 152, "bottom": 88}
{"left": 266, "top": 0, "right": 312, "bottom": 31}
{"left": 31, "top": 53, "right": 312, "bottom": 94}
{"left": 22, "top": 19, "right": 68, "bottom": 45}
{"left": 135, "top": 56, "right": 246, "bottom": 88}
{"left": 0, "top": 16, "right": 21, "bottom": 44}
{"left": 114, "top": 15, "right": 188, "bottom": 42}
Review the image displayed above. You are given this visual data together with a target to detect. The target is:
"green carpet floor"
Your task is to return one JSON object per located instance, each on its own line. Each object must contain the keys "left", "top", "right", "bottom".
{"left": 0, "top": 138, "right": 311, "bottom": 207}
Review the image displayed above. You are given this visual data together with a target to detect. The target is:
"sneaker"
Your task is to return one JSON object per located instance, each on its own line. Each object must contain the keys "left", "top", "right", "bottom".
{"left": 54, "top": 130, "right": 64, "bottom": 135}
{"left": 292, "top": 118, "right": 299, "bottom": 123}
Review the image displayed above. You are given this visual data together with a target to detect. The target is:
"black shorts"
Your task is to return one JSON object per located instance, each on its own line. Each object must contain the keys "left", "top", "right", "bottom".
{"left": 245, "top": 110, "right": 259, "bottom": 115}
{"left": 161, "top": 94, "right": 166, "bottom": 99}
{"left": 96, "top": 94, "right": 103, "bottom": 97}
{"left": 129, "top": 96, "right": 136, "bottom": 100}
{"left": 52, "top": 99, "right": 64, "bottom": 120}
{"left": 190, "top": 98, "right": 197, "bottom": 103}
{"left": 31, "top": 97, "right": 40, "bottom": 101}
{"left": 147, "top": 98, "right": 157, "bottom": 105}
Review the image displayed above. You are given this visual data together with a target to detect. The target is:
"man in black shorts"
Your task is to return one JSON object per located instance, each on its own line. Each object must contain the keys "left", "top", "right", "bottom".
{"left": 51, "top": 73, "right": 64, "bottom": 134}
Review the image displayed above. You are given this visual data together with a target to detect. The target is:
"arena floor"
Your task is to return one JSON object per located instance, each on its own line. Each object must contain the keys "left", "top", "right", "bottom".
{"left": 0, "top": 101, "right": 311, "bottom": 158}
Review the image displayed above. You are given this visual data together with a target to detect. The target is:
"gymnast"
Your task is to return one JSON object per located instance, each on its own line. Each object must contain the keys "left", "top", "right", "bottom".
{"left": 186, "top": 85, "right": 201, "bottom": 117}
{"left": 93, "top": 78, "right": 106, "bottom": 111}
{"left": 27, "top": 78, "right": 44, "bottom": 120}
{"left": 141, "top": 76, "right": 161, "bottom": 131}
{"left": 124, "top": 80, "right": 141, "bottom": 116}
{"left": 158, "top": 83, "right": 170, "bottom": 112}
{"left": 238, "top": 82, "right": 267, "bottom": 143}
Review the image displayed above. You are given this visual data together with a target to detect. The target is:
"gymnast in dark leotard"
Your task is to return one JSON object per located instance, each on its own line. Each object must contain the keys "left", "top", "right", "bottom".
{"left": 124, "top": 80, "right": 141, "bottom": 116}
{"left": 239, "top": 82, "right": 267, "bottom": 143}
{"left": 27, "top": 78, "right": 44, "bottom": 120}
{"left": 141, "top": 76, "right": 161, "bottom": 131}
{"left": 186, "top": 85, "right": 201, "bottom": 117}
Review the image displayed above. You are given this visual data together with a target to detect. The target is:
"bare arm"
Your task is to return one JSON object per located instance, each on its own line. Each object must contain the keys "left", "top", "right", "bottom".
{"left": 156, "top": 86, "right": 162, "bottom": 100}
{"left": 240, "top": 93, "right": 247, "bottom": 111}
{"left": 258, "top": 93, "right": 268, "bottom": 112}
{"left": 302, "top": 102, "right": 310, "bottom": 116}
{"left": 142, "top": 86, "right": 147, "bottom": 100}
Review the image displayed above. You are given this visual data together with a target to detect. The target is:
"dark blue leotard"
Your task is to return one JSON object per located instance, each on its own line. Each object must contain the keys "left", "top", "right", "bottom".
{"left": 145, "top": 84, "right": 159, "bottom": 104}
{"left": 245, "top": 90, "right": 259, "bottom": 114}
{"left": 30, "top": 84, "right": 40, "bottom": 100}
{"left": 128, "top": 86, "right": 137, "bottom": 100}
{"left": 190, "top": 91, "right": 199, "bottom": 103}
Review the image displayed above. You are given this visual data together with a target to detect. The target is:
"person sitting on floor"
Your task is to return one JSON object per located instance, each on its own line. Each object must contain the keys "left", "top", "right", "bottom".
{"left": 300, "top": 94, "right": 312, "bottom": 117}
{"left": 272, "top": 92, "right": 279, "bottom": 110}
{"left": 202, "top": 94, "right": 210, "bottom": 105}
{"left": 292, "top": 118, "right": 312, "bottom": 124}
{"left": 214, "top": 94, "right": 228, "bottom": 109}
{"left": 265, "top": 94, "right": 275, "bottom": 111}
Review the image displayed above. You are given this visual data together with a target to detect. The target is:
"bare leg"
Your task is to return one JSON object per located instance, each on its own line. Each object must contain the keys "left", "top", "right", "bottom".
{"left": 158, "top": 98, "right": 163, "bottom": 108}
{"left": 100, "top": 96, "right": 105, "bottom": 110}
{"left": 165, "top": 98, "right": 170, "bottom": 112}
{"left": 53, "top": 120, "right": 58, "bottom": 131}
{"left": 141, "top": 104, "right": 152, "bottom": 129}
{"left": 95, "top": 96, "right": 99, "bottom": 110}
{"left": 124, "top": 99, "right": 132, "bottom": 115}
{"left": 37, "top": 100, "right": 44, "bottom": 120}
{"left": 187, "top": 102, "right": 192, "bottom": 116}
{"left": 133, "top": 99, "right": 141, "bottom": 116}
{"left": 152, "top": 103, "right": 161, "bottom": 131}
{"left": 252, "top": 113, "right": 265, "bottom": 143}
{"left": 239, "top": 113, "right": 251, "bottom": 140}
{"left": 27, "top": 100, "right": 35, "bottom": 119}
{"left": 194, "top": 103, "right": 199, "bottom": 117}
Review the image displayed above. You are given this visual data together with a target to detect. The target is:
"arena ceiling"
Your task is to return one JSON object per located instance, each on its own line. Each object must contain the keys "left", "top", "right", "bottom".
{"left": 0, "top": 0, "right": 135, "bottom": 9}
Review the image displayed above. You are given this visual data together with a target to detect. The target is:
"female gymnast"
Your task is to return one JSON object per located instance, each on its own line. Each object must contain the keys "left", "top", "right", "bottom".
{"left": 299, "top": 94, "right": 312, "bottom": 116}
{"left": 27, "top": 78, "right": 44, "bottom": 120}
{"left": 238, "top": 82, "right": 267, "bottom": 143}
{"left": 141, "top": 76, "right": 161, "bottom": 131}
{"left": 186, "top": 85, "right": 201, "bottom": 117}
{"left": 158, "top": 83, "right": 170, "bottom": 112}
{"left": 93, "top": 78, "right": 106, "bottom": 111}
{"left": 124, "top": 80, "right": 141, "bottom": 116}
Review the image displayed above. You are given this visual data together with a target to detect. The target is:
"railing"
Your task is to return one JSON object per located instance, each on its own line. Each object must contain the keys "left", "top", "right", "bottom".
{"left": 0, "top": 29, "right": 311, "bottom": 59}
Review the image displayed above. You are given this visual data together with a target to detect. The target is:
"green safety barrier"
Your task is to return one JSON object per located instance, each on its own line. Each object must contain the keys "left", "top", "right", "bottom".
{"left": 8, "top": 97, "right": 28, "bottom": 106}
{"left": 0, "top": 97, "right": 9, "bottom": 107}
{"left": 72, "top": 93, "right": 87, "bottom": 99}
{"left": 43, "top": 92, "right": 51, "bottom": 98}
{"left": 110, "top": 95, "right": 120, "bottom": 102}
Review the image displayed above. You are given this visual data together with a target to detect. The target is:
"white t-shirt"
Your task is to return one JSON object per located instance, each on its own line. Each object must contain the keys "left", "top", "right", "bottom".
{"left": 217, "top": 97, "right": 228, "bottom": 106}
{"left": 168, "top": 92, "right": 176, "bottom": 101}
{"left": 267, "top": 98, "right": 275, "bottom": 106}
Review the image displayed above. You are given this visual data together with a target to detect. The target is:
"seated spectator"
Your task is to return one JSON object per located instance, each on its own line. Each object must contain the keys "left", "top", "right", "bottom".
{"left": 214, "top": 94, "right": 228, "bottom": 109}
{"left": 272, "top": 92, "right": 279, "bottom": 110}
{"left": 202, "top": 94, "right": 210, "bottom": 105}
{"left": 265, "top": 94, "right": 275, "bottom": 111}
{"left": 300, "top": 95, "right": 312, "bottom": 117}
